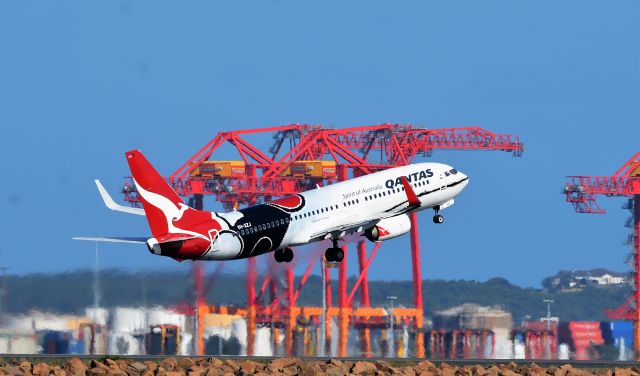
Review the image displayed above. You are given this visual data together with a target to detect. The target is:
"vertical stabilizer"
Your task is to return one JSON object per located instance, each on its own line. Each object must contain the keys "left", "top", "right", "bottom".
{"left": 125, "top": 150, "right": 187, "bottom": 237}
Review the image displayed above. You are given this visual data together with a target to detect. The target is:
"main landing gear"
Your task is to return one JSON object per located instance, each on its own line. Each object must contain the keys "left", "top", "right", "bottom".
{"left": 274, "top": 247, "right": 293, "bottom": 263}
{"left": 325, "top": 239, "right": 344, "bottom": 263}
{"left": 432, "top": 207, "right": 444, "bottom": 224}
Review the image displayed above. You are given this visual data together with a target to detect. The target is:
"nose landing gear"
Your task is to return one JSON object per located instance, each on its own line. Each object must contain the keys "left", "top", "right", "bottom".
{"left": 433, "top": 207, "right": 444, "bottom": 224}
{"left": 274, "top": 247, "right": 294, "bottom": 263}
{"left": 325, "top": 238, "right": 344, "bottom": 263}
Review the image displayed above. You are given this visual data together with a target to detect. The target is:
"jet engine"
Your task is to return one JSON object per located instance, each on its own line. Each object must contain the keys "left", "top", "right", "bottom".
{"left": 364, "top": 214, "right": 411, "bottom": 242}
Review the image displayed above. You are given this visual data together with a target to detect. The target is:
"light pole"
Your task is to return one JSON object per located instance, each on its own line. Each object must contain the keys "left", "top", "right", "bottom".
{"left": 387, "top": 296, "right": 397, "bottom": 357}
{"left": 0, "top": 267, "right": 8, "bottom": 327}
{"left": 93, "top": 242, "right": 101, "bottom": 311}
{"left": 543, "top": 299, "right": 554, "bottom": 330}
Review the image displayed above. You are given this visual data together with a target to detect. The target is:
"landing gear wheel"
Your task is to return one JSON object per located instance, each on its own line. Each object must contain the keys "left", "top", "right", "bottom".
{"left": 433, "top": 214, "right": 444, "bottom": 224}
{"left": 325, "top": 248, "right": 335, "bottom": 262}
{"left": 333, "top": 248, "right": 344, "bottom": 262}
{"left": 283, "top": 248, "right": 294, "bottom": 263}
{"left": 325, "top": 247, "right": 344, "bottom": 263}
{"left": 274, "top": 249, "right": 284, "bottom": 263}
{"left": 275, "top": 248, "right": 293, "bottom": 263}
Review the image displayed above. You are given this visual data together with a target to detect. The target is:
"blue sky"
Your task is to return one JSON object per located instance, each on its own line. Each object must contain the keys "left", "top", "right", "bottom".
{"left": 0, "top": 1, "right": 638, "bottom": 287}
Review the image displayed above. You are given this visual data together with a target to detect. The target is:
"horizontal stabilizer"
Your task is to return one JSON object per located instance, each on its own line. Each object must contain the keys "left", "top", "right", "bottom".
{"left": 72, "top": 236, "right": 147, "bottom": 244}
{"left": 95, "top": 180, "right": 145, "bottom": 216}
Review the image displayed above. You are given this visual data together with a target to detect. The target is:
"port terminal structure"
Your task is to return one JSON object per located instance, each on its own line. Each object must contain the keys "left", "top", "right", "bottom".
{"left": 564, "top": 151, "right": 640, "bottom": 359}
{"left": 123, "top": 124, "right": 524, "bottom": 357}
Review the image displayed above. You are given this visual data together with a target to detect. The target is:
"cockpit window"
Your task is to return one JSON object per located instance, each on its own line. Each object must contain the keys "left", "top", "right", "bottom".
{"left": 444, "top": 171, "right": 450, "bottom": 177}
{"left": 450, "top": 169, "right": 458, "bottom": 175}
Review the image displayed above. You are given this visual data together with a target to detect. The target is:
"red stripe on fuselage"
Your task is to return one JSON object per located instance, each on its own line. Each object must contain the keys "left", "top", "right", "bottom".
{"left": 269, "top": 195, "right": 303, "bottom": 210}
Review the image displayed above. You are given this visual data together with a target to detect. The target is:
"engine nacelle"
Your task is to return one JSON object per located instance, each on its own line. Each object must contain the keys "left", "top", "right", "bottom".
{"left": 364, "top": 214, "right": 411, "bottom": 242}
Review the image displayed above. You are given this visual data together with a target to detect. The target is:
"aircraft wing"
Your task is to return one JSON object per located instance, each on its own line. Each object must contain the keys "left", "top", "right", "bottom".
{"left": 72, "top": 236, "right": 147, "bottom": 244}
{"left": 308, "top": 176, "right": 425, "bottom": 241}
{"left": 95, "top": 179, "right": 145, "bottom": 216}
{"left": 73, "top": 235, "right": 202, "bottom": 244}
{"left": 309, "top": 219, "right": 379, "bottom": 241}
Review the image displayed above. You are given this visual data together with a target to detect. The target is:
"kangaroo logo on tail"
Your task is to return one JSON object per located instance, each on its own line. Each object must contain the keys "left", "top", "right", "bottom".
{"left": 126, "top": 150, "right": 222, "bottom": 246}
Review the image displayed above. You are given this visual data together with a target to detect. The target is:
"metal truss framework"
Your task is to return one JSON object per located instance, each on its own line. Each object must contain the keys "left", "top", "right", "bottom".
{"left": 564, "top": 151, "right": 640, "bottom": 359}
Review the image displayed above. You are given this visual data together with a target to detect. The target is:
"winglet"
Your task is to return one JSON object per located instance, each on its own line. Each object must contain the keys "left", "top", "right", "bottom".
{"left": 400, "top": 176, "right": 421, "bottom": 206}
{"left": 95, "top": 179, "right": 145, "bottom": 216}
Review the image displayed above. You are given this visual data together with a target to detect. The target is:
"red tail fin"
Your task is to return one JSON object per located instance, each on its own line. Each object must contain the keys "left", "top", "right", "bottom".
{"left": 125, "top": 150, "right": 186, "bottom": 237}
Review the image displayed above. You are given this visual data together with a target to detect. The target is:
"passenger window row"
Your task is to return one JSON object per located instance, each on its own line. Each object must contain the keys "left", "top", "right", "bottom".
{"left": 343, "top": 199, "right": 360, "bottom": 207}
{"left": 362, "top": 180, "right": 429, "bottom": 202}
{"left": 249, "top": 177, "right": 434, "bottom": 231}
{"left": 239, "top": 218, "right": 290, "bottom": 236}
{"left": 293, "top": 204, "right": 340, "bottom": 221}
{"left": 364, "top": 188, "right": 401, "bottom": 201}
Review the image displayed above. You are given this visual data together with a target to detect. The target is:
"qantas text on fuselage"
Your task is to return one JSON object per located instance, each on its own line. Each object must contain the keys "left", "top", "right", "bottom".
{"left": 75, "top": 150, "right": 469, "bottom": 263}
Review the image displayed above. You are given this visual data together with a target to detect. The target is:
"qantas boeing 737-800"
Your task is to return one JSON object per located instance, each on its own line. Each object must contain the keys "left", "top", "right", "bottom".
{"left": 75, "top": 150, "right": 469, "bottom": 263}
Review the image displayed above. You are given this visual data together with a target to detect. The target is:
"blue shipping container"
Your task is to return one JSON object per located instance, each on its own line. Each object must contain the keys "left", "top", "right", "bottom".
{"left": 601, "top": 321, "right": 633, "bottom": 350}
{"left": 42, "top": 331, "right": 71, "bottom": 354}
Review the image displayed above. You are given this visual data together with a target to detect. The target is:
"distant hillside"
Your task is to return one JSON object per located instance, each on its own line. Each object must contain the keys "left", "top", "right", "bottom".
{"left": 542, "top": 269, "right": 628, "bottom": 291}
{"left": 4, "top": 270, "right": 631, "bottom": 322}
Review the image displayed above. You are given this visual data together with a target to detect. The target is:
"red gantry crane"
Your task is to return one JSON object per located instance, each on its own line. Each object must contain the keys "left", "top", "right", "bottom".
{"left": 125, "top": 123, "right": 524, "bottom": 357}
{"left": 564, "top": 151, "right": 640, "bottom": 359}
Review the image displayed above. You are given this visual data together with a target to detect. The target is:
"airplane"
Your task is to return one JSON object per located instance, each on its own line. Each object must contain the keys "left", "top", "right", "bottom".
{"left": 75, "top": 150, "right": 469, "bottom": 263}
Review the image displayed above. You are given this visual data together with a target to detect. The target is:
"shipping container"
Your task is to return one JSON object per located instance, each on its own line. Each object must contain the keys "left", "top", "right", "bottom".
{"left": 629, "top": 161, "right": 640, "bottom": 176}
{"left": 190, "top": 161, "right": 246, "bottom": 178}
{"left": 281, "top": 161, "right": 337, "bottom": 179}
{"left": 67, "top": 339, "right": 84, "bottom": 355}
{"left": 425, "top": 329, "right": 495, "bottom": 359}
{"left": 601, "top": 321, "right": 633, "bottom": 350}
{"left": 79, "top": 323, "right": 108, "bottom": 354}
{"left": 41, "top": 330, "right": 72, "bottom": 354}
{"left": 145, "top": 324, "right": 180, "bottom": 355}
{"left": 558, "top": 321, "right": 604, "bottom": 360}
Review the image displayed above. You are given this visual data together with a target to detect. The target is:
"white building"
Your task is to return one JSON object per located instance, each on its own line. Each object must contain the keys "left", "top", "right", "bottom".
{"left": 587, "top": 273, "right": 626, "bottom": 285}
{"left": 568, "top": 269, "right": 627, "bottom": 287}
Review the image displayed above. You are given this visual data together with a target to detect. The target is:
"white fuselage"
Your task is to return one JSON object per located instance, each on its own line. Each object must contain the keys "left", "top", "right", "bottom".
{"left": 283, "top": 162, "right": 467, "bottom": 246}
{"left": 203, "top": 162, "right": 469, "bottom": 260}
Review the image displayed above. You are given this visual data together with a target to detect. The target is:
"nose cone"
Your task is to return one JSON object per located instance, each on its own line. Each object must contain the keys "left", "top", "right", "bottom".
{"left": 458, "top": 171, "right": 469, "bottom": 190}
